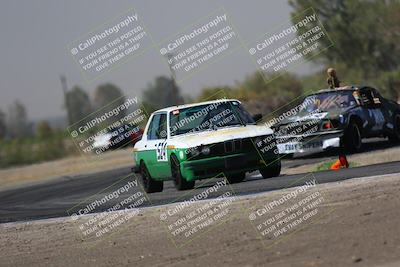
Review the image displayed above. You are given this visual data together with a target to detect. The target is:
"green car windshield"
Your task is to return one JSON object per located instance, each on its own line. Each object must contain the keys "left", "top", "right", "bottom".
{"left": 169, "top": 101, "right": 255, "bottom": 136}
{"left": 301, "top": 90, "right": 358, "bottom": 113}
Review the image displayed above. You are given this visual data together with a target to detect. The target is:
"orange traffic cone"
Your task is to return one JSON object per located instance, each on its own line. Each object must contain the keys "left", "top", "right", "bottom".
{"left": 330, "top": 154, "right": 349, "bottom": 170}
{"left": 330, "top": 159, "right": 341, "bottom": 170}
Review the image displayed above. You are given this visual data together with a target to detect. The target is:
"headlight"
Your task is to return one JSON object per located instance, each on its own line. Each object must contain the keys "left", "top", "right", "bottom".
{"left": 339, "top": 114, "right": 345, "bottom": 124}
{"left": 201, "top": 146, "right": 210, "bottom": 155}
{"left": 188, "top": 147, "right": 200, "bottom": 158}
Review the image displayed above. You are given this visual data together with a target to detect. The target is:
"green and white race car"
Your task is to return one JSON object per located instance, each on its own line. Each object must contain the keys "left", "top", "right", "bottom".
{"left": 133, "top": 99, "right": 281, "bottom": 193}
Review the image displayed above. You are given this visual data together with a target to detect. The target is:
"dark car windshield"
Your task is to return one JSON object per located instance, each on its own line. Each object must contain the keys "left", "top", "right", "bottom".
{"left": 301, "top": 90, "right": 358, "bottom": 112}
{"left": 170, "top": 101, "right": 255, "bottom": 136}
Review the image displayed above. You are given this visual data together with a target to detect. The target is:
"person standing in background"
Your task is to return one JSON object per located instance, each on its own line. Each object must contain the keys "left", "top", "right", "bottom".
{"left": 325, "top": 68, "right": 349, "bottom": 169}
{"left": 327, "top": 68, "right": 341, "bottom": 89}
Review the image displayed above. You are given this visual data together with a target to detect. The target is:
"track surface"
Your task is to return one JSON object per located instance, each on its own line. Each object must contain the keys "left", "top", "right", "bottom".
{"left": 1, "top": 156, "right": 399, "bottom": 223}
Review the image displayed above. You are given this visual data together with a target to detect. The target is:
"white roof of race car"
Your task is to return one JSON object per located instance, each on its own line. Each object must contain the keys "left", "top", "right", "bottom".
{"left": 154, "top": 99, "right": 240, "bottom": 113}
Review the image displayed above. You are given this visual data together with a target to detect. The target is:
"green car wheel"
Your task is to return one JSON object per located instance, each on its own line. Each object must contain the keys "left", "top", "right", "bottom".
{"left": 140, "top": 161, "right": 163, "bottom": 193}
{"left": 171, "top": 155, "right": 195, "bottom": 191}
{"left": 226, "top": 172, "right": 246, "bottom": 184}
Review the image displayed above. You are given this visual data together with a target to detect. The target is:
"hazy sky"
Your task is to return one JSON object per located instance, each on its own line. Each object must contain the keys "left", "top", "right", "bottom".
{"left": 0, "top": 0, "right": 319, "bottom": 120}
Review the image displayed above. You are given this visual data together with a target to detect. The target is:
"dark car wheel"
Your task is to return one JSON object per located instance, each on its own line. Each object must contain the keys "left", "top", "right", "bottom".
{"left": 389, "top": 114, "right": 400, "bottom": 142}
{"left": 344, "top": 122, "right": 362, "bottom": 152}
{"left": 259, "top": 162, "right": 281, "bottom": 179}
{"left": 139, "top": 161, "right": 163, "bottom": 193}
{"left": 171, "top": 155, "right": 195, "bottom": 191}
{"left": 226, "top": 172, "right": 246, "bottom": 184}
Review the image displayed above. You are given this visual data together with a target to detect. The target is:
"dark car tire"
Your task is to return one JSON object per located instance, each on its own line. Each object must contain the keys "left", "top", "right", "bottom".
{"left": 344, "top": 122, "right": 362, "bottom": 152}
{"left": 171, "top": 155, "right": 195, "bottom": 191}
{"left": 259, "top": 162, "right": 281, "bottom": 179}
{"left": 226, "top": 172, "right": 246, "bottom": 184}
{"left": 139, "top": 161, "right": 163, "bottom": 193}
{"left": 389, "top": 114, "right": 400, "bottom": 142}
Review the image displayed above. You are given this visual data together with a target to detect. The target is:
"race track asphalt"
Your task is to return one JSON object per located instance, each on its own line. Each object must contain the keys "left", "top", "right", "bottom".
{"left": 1, "top": 158, "right": 399, "bottom": 224}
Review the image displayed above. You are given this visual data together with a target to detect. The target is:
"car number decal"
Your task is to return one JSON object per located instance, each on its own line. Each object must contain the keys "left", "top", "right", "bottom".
{"left": 156, "top": 141, "right": 168, "bottom": 162}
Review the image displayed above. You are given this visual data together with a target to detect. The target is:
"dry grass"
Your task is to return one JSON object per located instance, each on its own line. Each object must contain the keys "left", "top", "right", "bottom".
{"left": 283, "top": 145, "right": 400, "bottom": 175}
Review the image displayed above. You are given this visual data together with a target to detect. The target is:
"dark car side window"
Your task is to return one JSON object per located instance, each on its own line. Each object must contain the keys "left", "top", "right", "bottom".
{"left": 147, "top": 114, "right": 161, "bottom": 140}
{"left": 360, "top": 89, "right": 374, "bottom": 107}
{"left": 147, "top": 113, "right": 167, "bottom": 140}
{"left": 361, "top": 88, "right": 382, "bottom": 108}
{"left": 158, "top": 113, "right": 167, "bottom": 139}
{"left": 372, "top": 89, "right": 384, "bottom": 105}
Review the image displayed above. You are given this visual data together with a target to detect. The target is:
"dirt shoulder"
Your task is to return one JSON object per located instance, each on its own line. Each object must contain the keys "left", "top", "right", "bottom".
{"left": 283, "top": 145, "right": 400, "bottom": 175}
{"left": 1, "top": 173, "right": 400, "bottom": 267}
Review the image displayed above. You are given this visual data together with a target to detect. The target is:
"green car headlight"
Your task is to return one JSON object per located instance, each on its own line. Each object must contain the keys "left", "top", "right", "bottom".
{"left": 201, "top": 146, "right": 210, "bottom": 155}
{"left": 188, "top": 147, "right": 200, "bottom": 158}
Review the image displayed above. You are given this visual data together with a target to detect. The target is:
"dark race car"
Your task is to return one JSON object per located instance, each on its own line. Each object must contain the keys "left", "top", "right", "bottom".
{"left": 273, "top": 85, "right": 400, "bottom": 155}
{"left": 93, "top": 124, "right": 144, "bottom": 152}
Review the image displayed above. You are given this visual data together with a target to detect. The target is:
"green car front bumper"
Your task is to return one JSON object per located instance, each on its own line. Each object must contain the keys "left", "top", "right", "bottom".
{"left": 180, "top": 152, "right": 280, "bottom": 181}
